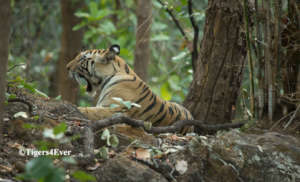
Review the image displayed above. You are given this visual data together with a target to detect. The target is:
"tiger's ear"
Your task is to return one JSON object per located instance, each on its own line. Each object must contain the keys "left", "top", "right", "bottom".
{"left": 109, "top": 44, "right": 120, "bottom": 55}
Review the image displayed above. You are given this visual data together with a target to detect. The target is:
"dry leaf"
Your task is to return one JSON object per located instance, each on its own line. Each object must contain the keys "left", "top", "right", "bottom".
{"left": 135, "top": 148, "right": 151, "bottom": 160}
{"left": 175, "top": 160, "right": 188, "bottom": 175}
{"left": 87, "top": 162, "right": 101, "bottom": 171}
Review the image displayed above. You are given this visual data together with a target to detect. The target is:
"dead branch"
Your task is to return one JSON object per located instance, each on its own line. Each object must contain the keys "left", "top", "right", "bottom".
{"left": 187, "top": 0, "right": 199, "bottom": 68}
{"left": 156, "top": 0, "right": 189, "bottom": 42}
{"left": 87, "top": 115, "right": 247, "bottom": 135}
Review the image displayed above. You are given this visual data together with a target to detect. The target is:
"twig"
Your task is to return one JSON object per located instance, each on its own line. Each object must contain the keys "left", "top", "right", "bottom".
{"left": 270, "top": 111, "right": 294, "bottom": 130}
{"left": 156, "top": 0, "right": 189, "bottom": 42}
{"left": 90, "top": 115, "right": 247, "bottom": 134}
{"left": 187, "top": 0, "right": 199, "bottom": 68}
{"left": 284, "top": 104, "right": 300, "bottom": 129}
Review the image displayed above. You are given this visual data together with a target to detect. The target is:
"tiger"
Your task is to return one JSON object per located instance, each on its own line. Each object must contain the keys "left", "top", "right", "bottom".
{"left": 66, "top": 44, "right": 194, "bottom": 133}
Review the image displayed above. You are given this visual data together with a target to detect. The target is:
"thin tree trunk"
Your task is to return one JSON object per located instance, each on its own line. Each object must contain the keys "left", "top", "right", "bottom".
{"left": 0, "top": 0, "right": 11, "bottom": 123}
{"left": 264, "top": 0, "right": 275, "bottom": 121}
{"left": 255, "top": 0, "right": 265, "bottom": 119}
{"left": 55, "top": 0, "right": 83, "bottom": 103}
{"left": 184, "top": 0, "right": 246, "bottom": 128}
{"left": 112, "top": 0, "right": 121, "bottom": 26}
{"left": 243, "top": 0, "right": 255, "bottom": 118}
{"left": 133, "top": 0, "right": 152, "bottom": 82}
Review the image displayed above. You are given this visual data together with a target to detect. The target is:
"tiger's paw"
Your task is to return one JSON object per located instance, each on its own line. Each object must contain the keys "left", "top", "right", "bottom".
{"left": 77, "top": 107, "right": 88, "bottom": 114}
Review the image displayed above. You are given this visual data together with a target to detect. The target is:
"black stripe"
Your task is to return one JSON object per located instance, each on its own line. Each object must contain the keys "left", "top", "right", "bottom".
{"left": 117, "top": 60, "right": 120, "bottom": 67}
{"left": 105, "top": 76, "right": 136, "bottom": 89}
{"left": 154, "top": 103, "right": 165, "bottom": 118}
{"left": 174, "top": 105, "right": 178, "bottom": 113}
{"left": 136, "top": 89, "right": 151, "bottom": 104}
{"left": 112, "top": 64, "right": 117, "bottom": 72}
{"left": 98, "top": 92, "right": 110, "bottom": 104}
{"left": 136, "top": 81, "right": 143, "bottom": 89}
{"left": 184, "top": 110, "right": 188, "bottom": 119}
{"left": 140, "top": 85, "right": 148, "bottom": 95}
{"left": 175, "top": 112, "right": 181, "bottom": 121}
{"left": 168, "top": 106, "right": 174, "bottom": 116}
{"left": 125, "top": 64, "right": 130, "bottom": 74}
{"left": 100, "top": 74, "right": 115, "bottom": 90}
{"left": 145, "top": 114, "right": 154, "bottom": 121}
{"left": 153, "top": 111, "right": 167, "bottom": 126}
{"left": 139, "top": 96, "right": 156, "bottom": 116}
{"left": 149, "top": 93, "right": 154, "bottom": 101}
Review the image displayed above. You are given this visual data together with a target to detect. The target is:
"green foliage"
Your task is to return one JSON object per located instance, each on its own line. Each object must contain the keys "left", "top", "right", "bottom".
{"left": 72, "top": 170, "right": 96, "bottom": 182}
{"left": 18, "top": 157, "right": 65, "bottom": 182}
{"left": 111, "top": 97, "right": 141, "bottom": 109}
{"left": 96, "top": 129, "right": 119, "bottom": 159}
{"left": 100, "top": 128, "right": 119, "bottom": 148}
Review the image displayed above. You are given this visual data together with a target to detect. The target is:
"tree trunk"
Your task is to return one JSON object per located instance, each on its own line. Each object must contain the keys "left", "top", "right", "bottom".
{"left": 0, "top": 0, "right": 11, "bottom": 122}
{"left": 55, "top": 0, "right": 83, "bottom": 103}
{"left": 133, "top": 0, "right": 152, "bottom": 82}
{"left": 184, "top": 0, "right": 246, "bottom": 127}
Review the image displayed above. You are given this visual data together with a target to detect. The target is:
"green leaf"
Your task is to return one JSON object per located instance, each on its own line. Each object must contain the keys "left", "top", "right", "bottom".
{"left": 72, "top": 170, "right": 96, "bottom": 182}
{"left": 123, "top": 101, "right": 132, "bottom": 109}
{"left": 62, "top": 157, "right": 77, "bottom": 164}
{"left": 8, "top": 93, "right": 16, "bottom": 99}
{"left": 55, "top": 95, "right": 62, "bottom": 100}
{"left": 109, "top": 103, "right": 120, "bottom": 109}
{"left": 94, "top": 9, "right": 111, "bottom": 21}
{"left": 98, "top": 146, "right": 109, "bottom": 159}
{"left": 53, "top": 122, "right": 67, "bottom": 135}
{"left": 172, "top": 51, "right": 188, "bottom": 61}
{"left": 23, "top": 123, "right": 38, "bottom": 129}
{"left": 161, "top": 83, "right": 172, "bottom": 101}
{"left": 101, "top": 129, "right": 110, "bottom": 140}
{"left": 168, "top": 75, "right": 181, "bottom": 91}
{"left": 43, "top": 128, "right": 64, "bottom": 140}
{"left": 73, "top": 21, "right": 87, "bottom": 31}
{"left": 34, "top": 88, "right": 49, "bottom": 98}
{"left": 99, "top": 21, "right": 116, "bottom": 35}
{"left": 89, "top": 2, "right": 98, "bottom": 17}
{"left": 109, "top": 134, "right": 119, "bottom": 148}
{"left": 151, "top": 34, "right": 170, "bottom": 42}
{"left": 74, "top": 12, "right": 91, "bottom": 18}
{"left": 18, "top": 157, "right": 65, "bottom": 182}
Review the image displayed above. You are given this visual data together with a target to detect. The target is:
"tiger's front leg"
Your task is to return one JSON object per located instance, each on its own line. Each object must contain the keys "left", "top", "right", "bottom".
{"left": 78, "top": 106, "right": 126, "bottom": 121}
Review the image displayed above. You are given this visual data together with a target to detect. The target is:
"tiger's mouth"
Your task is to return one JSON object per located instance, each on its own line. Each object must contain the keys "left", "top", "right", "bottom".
{"left": 72, "top": 73, "right": 96, "bottom": 92}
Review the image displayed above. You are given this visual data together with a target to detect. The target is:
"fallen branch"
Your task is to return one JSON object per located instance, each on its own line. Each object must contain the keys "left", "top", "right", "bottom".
{"left": 89, "top": 115, "right": 247, "bottom": 134}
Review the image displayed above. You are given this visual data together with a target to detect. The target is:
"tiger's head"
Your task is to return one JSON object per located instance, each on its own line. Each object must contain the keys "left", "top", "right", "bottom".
{"left": 66, "top": 44, "right": 121, "bottom": 95}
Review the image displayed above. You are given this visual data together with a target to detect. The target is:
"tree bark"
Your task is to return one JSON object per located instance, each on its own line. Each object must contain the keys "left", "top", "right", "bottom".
{"left": 184, "top": 0, "right": 246, "bottom": 127}
{"left": 0, "top": 0, "right": 11, "bottom": 122}
{"left": 55, "top": 0, "right": 83, "bottom": 103}
{"left": 133, "top": 0, "right": 152, "bottom": 82}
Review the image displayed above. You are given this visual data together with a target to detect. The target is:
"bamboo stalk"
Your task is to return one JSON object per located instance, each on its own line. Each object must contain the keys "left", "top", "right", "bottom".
{"left": 243, "top": 0, "right": 255, "bottom": 118}
{"left": 265, "top": 0, "right": 274, "bottom": 121}
{"left": 255, "top": 0, "right": 264, "bottom": 119}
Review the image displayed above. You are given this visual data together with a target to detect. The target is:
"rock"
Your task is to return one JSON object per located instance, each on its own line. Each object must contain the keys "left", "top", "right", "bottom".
{"left": 173, "top": 130, "right": 300, "bottom": 182}
{"left": 93, "top": 156, "right": 168, "bottom": 182}
{"left": 92, "top": 130, "right": 300, "bottom": 182}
